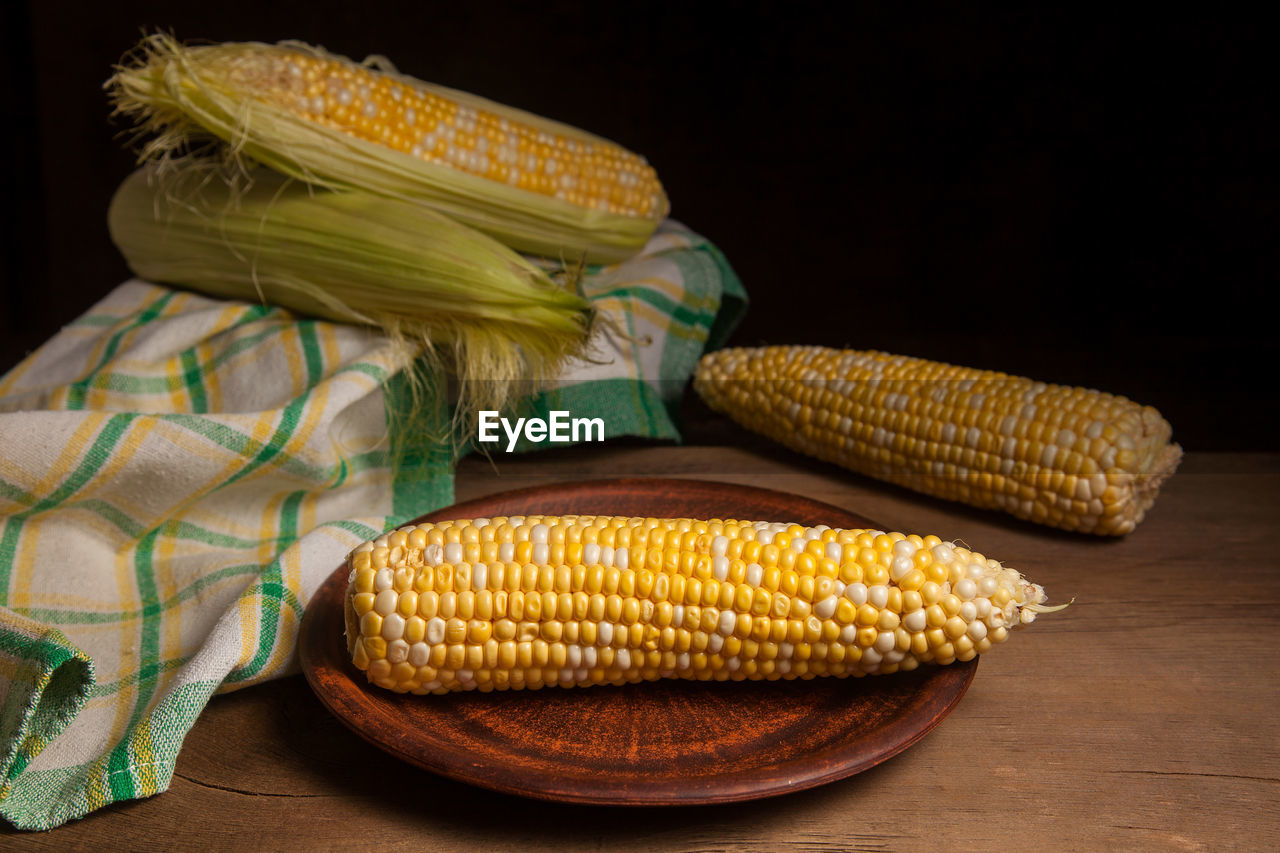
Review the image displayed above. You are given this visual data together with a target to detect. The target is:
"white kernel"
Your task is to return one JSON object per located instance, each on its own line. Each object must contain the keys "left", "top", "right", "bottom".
{"left": 955, "top": 579, "right": 978, "bottom": 600}
{"left": 890, "top": 555, "right": 914, "bottom": 581}
{"left": 362, "top": 101, "right": 377, "bottom": 118}
{"left": 711, "top": 535, "right": 729, "bottom": 557}
{"left": 444, "top": 543, "right": 462, "bottom": 564}
{"left": 531, "top": 543, "right": 548, "bottom": 565}
{"left": 706, "top": 634, "right": 724, "bottom": 654}
{"left": 840, "top": 624, "right": 858, "bottom": 644}
{"left": 874, "top": 631, "right": 896, "bottom": 653}
{"left": 960, "top": 601, "right": 977, "bottom": 622}
{"left": 932, "top": 543, "right": 955, "bottom": 565}
{"left": 967, "top": 621, "right": 988, "bottom": 641}
{"left": 712, "top": 556, "right": 730, "bottom": 581}
{"left": 725, "top": 656, "right": 741, "bottom": 672}
{"left": 599, "top": 546, "right": 615, "bottom": 567}
{"left": 380, "top": 612, "right": 405, "bottom": 641}
{"left": 826, "top": 541, "right": 843, "bottom": 561}
{"left": 497, "top": 542, "right": 514, "bottom": 562}
{"left": 598, "top": 622, "right": 614, "bottom": 645}
{"left": 404, "top": 107, "right": 416, "bottom": 125}
{"left": 336, "top": 88, "right": 353, "bottom": 106}
{"left": 979, "top": 576, "right": 999, "bottom": 597}
{"left": 616, "top": 649, "right": 632, "bottom": 670}
{"left": 387, "top": 640, "right": 409, "bottom": 664}
{"left": 615, "top": 548, "right": 629, "bottom": 570}
{"left": 868, "top": 585, "right": 889, "bottom": 609}
{"left": 861, "top": 648, "right": 883, "bottom": 667}
{"left": 746, "top": 563, "right": 763, "bottom": 587}
{"left": 425, "top": 617, "right": 446, "bottom": 644}
{"left": 472, "top": 563, "right": 488, "bottom": 590}
{"left": 717, "top": 610, "right": 737, "bottom": 635}
{"left": 530, "top": 523, "right": 549, "bottom": 544}
{"left": 582, "top": 543, "right": 600, "bottom": 565}
{"left": 892, "top": 540, "right": 918, "bottom": 558}
{"left": 814, "top": 596, "right": 838, "bottom": 619}
{"left": 566, "top": 644, "right": 583, "bottom": 668}
{"left": 903, "top": 610, "right": 927, "bottom": 632}
{"left": 409, "top": 642, "right": 430, "bottom": 667}
{"left": 672, "top": 605, "right": 685, "bottom": 627}
{"left": 843, "top": 583, "right": 869, "bottom": 605}
{"left": 374, "top": 535, "right": 390, "bottom": 549}
{"left": 582, "top": 646, "right": 597, "bottom": 667}
{"left": 373, "top": 589, "right": 397, "bottom": 616}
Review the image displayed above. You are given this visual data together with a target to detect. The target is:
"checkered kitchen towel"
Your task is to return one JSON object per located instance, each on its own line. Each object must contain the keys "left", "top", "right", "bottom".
{"left": 0, "top": 221, "right": 745, "bottom": 830}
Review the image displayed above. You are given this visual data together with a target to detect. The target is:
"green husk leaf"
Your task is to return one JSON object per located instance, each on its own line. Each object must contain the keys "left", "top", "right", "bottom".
{"left": 107, "top": 33, "right": 665, "bottom": 264}
{"left": 107, "top": 162, "right": 593, "bottom": 422}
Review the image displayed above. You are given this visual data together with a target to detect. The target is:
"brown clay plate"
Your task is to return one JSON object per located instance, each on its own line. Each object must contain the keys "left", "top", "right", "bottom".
{"left": 299, "top": 477, "right": 977, "bottom": 805}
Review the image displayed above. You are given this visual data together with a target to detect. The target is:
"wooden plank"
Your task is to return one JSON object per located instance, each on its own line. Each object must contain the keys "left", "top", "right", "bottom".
{"left": 4, "top": 448, "right": 1277, "bottom": 850}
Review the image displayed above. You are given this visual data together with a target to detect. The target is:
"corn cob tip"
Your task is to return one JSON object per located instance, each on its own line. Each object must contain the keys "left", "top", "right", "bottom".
{"left": 343, "top": 515, "right": 1059, "bottom": 695}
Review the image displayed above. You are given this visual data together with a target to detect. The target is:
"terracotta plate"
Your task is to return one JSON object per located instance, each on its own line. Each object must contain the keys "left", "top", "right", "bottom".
{"left": 299, "top": 477, "right": 977, "bottom": 805}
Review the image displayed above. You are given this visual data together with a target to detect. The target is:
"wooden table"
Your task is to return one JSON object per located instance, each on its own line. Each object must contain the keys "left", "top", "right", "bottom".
{"left": 5, "top": 444, "right": 1278, "bottom": 850}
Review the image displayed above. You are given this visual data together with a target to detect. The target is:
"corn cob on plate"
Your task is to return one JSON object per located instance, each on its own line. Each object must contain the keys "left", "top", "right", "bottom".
{"left": 299, "top": 478, "right": 1059, "bottom": 804}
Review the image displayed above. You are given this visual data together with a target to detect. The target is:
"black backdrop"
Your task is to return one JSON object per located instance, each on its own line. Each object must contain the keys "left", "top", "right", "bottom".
{"left": 2, "top": 3, "right": 1272, "bottom": 450}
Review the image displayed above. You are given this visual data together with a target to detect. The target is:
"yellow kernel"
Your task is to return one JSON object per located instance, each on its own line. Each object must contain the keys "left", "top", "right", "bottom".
{"left": 468, "top": 620, "right": 492, "bottom": 644}
{"left": 353, "top": 568, "right": 375, "bottom": 593}
{"left": 855, "top": 604, "right": 879, "bottom": 627}
{"left": 835, "top": 598, "right": 857, "bottom": 624}
{"left": 864, "top": 564, "right": 889, "bottom": 585}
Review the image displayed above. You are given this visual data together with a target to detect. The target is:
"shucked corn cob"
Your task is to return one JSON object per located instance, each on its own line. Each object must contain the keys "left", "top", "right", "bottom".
{"left": 694, "top": 347, "right": 1182, "bottom": 535}
{"left": 344, "top": 515, "right": 1057, "bottom": 694}
{"left": 109, "top": 34, "right": 668, "bottom": 263}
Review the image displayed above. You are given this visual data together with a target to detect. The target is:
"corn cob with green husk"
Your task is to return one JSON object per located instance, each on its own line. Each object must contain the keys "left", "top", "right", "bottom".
{"left": 109, "top": 164, "right": 592, "bottom": 413}
{"left": 345, "top": 515, "right": 1060, "bottom": 694}
{"left": 694, "top": 346, "right": 1182, "bottom": 535}
{"left": 108, "top": 33, "right": 668, "bottom": 264}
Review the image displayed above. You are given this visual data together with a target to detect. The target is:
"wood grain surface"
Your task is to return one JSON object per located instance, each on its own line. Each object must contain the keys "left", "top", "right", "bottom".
{"left": 5, "top": 445, "right": 1278, "bottom": 850}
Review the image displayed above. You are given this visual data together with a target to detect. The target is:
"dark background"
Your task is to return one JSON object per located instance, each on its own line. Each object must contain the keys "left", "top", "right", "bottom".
{"left": 2, "top": 3, "right": 1273, "bottom": 449}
